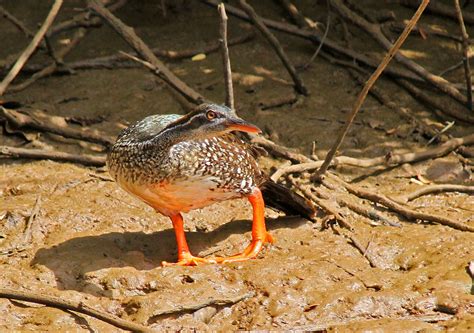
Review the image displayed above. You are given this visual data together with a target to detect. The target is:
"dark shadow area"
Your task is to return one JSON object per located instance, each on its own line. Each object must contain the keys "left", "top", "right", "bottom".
{"left": 32, "top": 216, "right": 308, "bottom": 294}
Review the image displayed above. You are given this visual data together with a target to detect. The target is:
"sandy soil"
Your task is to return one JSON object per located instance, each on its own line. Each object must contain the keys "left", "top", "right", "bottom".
{"left": 1, "top": 1, "right": 473, "bottom": 331}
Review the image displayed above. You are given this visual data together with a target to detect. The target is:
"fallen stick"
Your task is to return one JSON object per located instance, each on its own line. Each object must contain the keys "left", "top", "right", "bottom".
{"left": 332, "top": 226, "right": 380, "bottom": 268}
{"left": 23, "top": 195, "right": 42, "bottom": 244}
{"left": 277, "top": 0, "right": 316, "bottom": 29}
{"left": 49, "top": 0, "right": 127, "bottom": 36}
{"left": 395, "top": 79, "right": 474, "bottom": 124}
{"left": 397, "top": 0, "right": 474, "bottom": 25}
{"left": 13, "top": 31, "right": 255, "bottom": 74}
{"left": 301, "top": 0, "right": 331, "bottom": 70}
{"left": 218, "top": 4, "right": 234, "bottom": 109}
{"left": 271, "top": 133, "right": 474, "bottom": 181}
{"left": 453, "top": 0, "right": 473, "bottom": 111}
{"left": 201, "top": 0, "right": 423, "bottom": 82}
{"left": 258, "top": 93, "right": 298, "bottom": 110}
{"left": 0, "top": 107, "right": 114, "bottom": 146}
{"left": 88, "top": 0, "right": 206, "bottom": 105}
{"left": 388, "top": 21, "right": 463, "bottom": 43}
{"left": 314, "top": 0, "right": 429, "bottom": 179}
{"left": 251, "top": 135, "right": 312, "bottom": 163}
{"left": 0, "top": 146, "right": 106, "bottom": 167}
{"left": 398, "top": 184, "right": 474, "bottom": 203}
{"left": 0, "top": 5, "right": 35, "bottom": 39}
{"left": 0, "top": 0, "right": 63, "bottom": 96}
{"left": 0, "top": 289, "right": 155, "bottom": 333}
{"left": 327, "top": 173, "right": 474, "bottom": 233}
{"left": 148, "top": 292, "right": 254, "bottom": 320}
{"left": 288, "top": 176, "right": 353, "bottom": 230}
{"left": 239, "top": 0, "right": 308, "bottom": 95}
{"left": 7, "top": 28, "right": 88, "bottom": 93}
{"left": 347, "top": 68, "right": 441, "bottom": 140}
{"left": 331, "top": 0, "right": 468, "bottom": 107}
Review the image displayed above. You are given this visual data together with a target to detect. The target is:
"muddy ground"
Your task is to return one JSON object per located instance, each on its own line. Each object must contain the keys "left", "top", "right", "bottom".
{"left": 1, "top": 1, "right": 473, "bottom": 331}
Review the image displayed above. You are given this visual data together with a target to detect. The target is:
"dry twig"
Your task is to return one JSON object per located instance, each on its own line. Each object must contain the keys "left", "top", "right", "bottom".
{"left": 397, "top": 184, "right": 474, "bottom": 202}
{"left": 0, "top": 107, "right": 114, "bottom": 146}
{"left": 8, "top": 28, "right": 87, "bottom": 93}
{"left": 88, "top": 0, "right": 206, "bottom": 104}
{"left": 327, "top": 173, "right": 474, "bottom": 233}
{"left": 277, "top": 0, "right": 316, "bottom": 29}
{"left": 347, "top": 70, "right": 440, "bottom": 140}
{"left": 453, "top": 0, "right": 473, "bottom": 111}
{"left": 0, "top": 289, "right": 155, "bottom": 333}
{"left": 218, "top": 4, "right": 235, "bottom": 109}
{"left": 398, "top": 0, "right": 474, "bottom": 25}
{"left": 0, "top": 0, "right": 63, "bottom": 96}
{"left": 251, "top": 135, "right": 312, "bottom": 163}
{"left": 0, "top": 5, "right": 35, "bottom": 39}
{"left": 331, "top": 0, "right": 467, "bottom": 107}
{"left": 314, "top": 0, "right": 429, "bottom": 178}
{"left": 238, "top": 0, "right": 307, "bottom": 95}
{"left": 201, "top": 0, "right": 423, "bottom": 82}
{"left": 395, "top": 79, "right": 474, "bottom": 123}
{"left": 13, "top": 32, "right": 255, "bottom": 75}
{"left": 272, "top": 133, "right": 474, "bottom": 181}
{"left": 0, "top": 146, "right": 105, "bottom": 167}
{"left": 288, "top": 176, "right": 353, "bottom": 230}
{"left": 23, "top": 195, "right": 42, "bottom": 244}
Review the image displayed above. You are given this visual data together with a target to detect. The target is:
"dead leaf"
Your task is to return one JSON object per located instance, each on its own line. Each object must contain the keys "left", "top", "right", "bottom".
{"left": 232, "top": 72, "right": 264, "bottom": 86}
{"left": 191, "top": 53, "right": 206, "bottom": 61}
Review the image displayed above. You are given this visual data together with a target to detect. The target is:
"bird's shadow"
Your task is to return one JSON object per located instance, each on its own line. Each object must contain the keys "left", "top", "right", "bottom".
{"left": 32, "top": 216, "right": 308, "bottom": 293}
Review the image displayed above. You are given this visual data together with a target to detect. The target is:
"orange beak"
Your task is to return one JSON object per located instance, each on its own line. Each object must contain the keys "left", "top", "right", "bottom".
{"left": 226, "top": 119, "right": 262, "bottom": 134}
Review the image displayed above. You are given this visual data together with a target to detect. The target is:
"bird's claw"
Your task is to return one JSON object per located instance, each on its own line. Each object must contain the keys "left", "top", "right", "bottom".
{"left": 161, "top": 253, "right": 217, "bottom": 267}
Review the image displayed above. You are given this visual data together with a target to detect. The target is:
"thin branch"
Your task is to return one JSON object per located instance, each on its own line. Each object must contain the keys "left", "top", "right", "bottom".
{"left": 272, "top": 133, "right": 474, "bottom": 181}
{"left": 12, "top": 31, "right": 254, "bottom": 74}
{"left": 332, "top": 0, "right": 467, "bottom": 107}
{"left": 0, "top": 0, "right": 63, "bottom": 96}
{"left": 0, "top": 289, "right": 155, "bottom": 333}
{"left": 314, "top": 0, "right": 430, "bottom": 179}
{"left": 0, "top": 146, "right": 106, "bottom": 167}
{"left": 88, "top": 0, "right": 206, "bottom": 104}
{"left": 398, "top": 0, "right": 474, "bottom": 25}
{"left": 327, "top": 173, "right": 474, "bottom": 233}
{"left": 395, "top": 79, "right": 474, "bottom": 123}
{"left": 302, "top": 0, "right": 331, "bottom": 70}
{"left": 347, "top": 69, "right": 441, "bottom": 140}
{"left": 238, "top": 0, "right": 308, "bottom": 95}
{"left": 398, "top": 184, "right": 474, "bottom": 202}
{"left": 201, "top": 0, "right": 423, "bottom": 82}
{"left": 288, "top": 176, "right": 353, "bottom": 230}
{"left": 454, "top": 0, "right": 473, "bottom": 111}
{"left": 251, "top": 135, "right": 313, "bottom": 163}
{"left": 0, "top": 107, "right": 114, "bottom": 146}
{"left": 0, "top": 5, "right": 35, "bottom": 38}
{"left": 277, "top": 0, "right": 316, "bottom": 29}
{"left": 218, "top": 4, "right": 234, "bottom": 109}
{"left": 8, "top": 28, "right": 87, "bottom": 93}
{"left": 23, "top": 195, "right": 42, "bottom": 244}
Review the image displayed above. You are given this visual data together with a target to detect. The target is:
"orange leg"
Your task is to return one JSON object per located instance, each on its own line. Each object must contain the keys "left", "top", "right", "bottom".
{"left": 217, "top": 188, "right": 273, "bottom": 263}
{"left": 162, "top": 213, "right": 216, "bottom": 266}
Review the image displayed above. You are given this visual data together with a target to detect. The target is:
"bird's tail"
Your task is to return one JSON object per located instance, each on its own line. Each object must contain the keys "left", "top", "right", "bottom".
{"left": 260, "top": 179, "right": 316, "bottom": 220}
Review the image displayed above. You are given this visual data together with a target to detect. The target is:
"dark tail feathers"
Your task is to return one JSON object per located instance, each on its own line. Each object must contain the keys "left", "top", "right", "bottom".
{"left": 260, "top": 180, "right": 316, "bottom": 220}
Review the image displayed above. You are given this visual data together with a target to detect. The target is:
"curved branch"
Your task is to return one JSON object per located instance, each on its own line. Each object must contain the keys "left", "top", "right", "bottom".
{"left": 0, "top": 289, "right": 155, "bottom": 333}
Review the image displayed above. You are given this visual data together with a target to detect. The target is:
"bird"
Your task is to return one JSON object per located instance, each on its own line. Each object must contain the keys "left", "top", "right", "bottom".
{"left": 107, "top": 103, "right": 315, "bottom": 266}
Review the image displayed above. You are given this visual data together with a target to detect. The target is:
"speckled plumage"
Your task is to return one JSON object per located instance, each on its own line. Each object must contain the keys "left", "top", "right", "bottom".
{"left": 107, "top": 106, "right": 263, "bottom": 216}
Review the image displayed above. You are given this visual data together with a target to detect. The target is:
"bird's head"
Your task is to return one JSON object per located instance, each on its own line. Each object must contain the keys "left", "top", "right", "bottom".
{"left": 162, "top": 103, "right": 261, "bottom": 140}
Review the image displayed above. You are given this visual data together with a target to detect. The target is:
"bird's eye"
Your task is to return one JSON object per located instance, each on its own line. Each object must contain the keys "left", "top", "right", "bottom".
{"left": 206, "top": 111, "right": 217, "bottom": 120}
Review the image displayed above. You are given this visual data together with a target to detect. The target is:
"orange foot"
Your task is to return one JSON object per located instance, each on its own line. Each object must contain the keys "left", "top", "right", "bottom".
{"left": 162, "top": 253, "right": 217, "bottom": 267}
{"left": 216, "top": 232, "right": 274, "bottom": 264}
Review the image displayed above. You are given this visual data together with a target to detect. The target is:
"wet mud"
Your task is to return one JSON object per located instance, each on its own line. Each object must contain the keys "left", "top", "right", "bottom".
{"left": 1, "top": 1, "right": 473, "bottom": 331}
